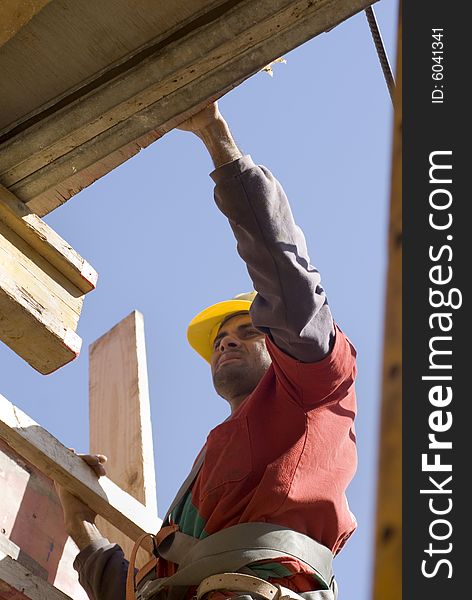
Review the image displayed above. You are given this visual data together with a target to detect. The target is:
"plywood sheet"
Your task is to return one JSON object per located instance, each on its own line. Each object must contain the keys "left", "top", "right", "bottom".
{"left": 0, "top": 0, "right": 219, "bottom": 132}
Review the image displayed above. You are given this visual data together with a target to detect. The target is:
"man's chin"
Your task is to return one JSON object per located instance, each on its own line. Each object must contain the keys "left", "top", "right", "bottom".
{"left": 214, "top": 360, "right": 244, "bottom": 380}
{"left": 213, "top": 362, "right": 248, "bottom": 394}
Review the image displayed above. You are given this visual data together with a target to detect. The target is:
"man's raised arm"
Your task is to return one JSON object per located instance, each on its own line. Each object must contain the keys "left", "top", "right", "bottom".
{"left": 178, "top": 102, "right": 335, "bottom": 363}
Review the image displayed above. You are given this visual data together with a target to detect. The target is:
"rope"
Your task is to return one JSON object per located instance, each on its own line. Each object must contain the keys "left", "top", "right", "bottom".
{"left": 365, "top": 6, "right": 395, "bottom": 104}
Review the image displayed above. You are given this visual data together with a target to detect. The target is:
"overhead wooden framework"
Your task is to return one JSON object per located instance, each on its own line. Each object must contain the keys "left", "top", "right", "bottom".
{"left": 0, "top": 312, "right": 160, "bottom": 599}
{"left": 0, "top": 0, "right": 376, "bottom": 217}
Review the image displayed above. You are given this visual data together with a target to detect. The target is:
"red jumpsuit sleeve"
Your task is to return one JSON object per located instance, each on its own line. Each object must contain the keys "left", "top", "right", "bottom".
{"left": 265, "top": 324, "right": 357, "bottom": 408}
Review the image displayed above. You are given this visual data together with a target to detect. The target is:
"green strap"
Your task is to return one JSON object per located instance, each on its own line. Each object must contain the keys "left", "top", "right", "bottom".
{"left": 137, "top": 522, "right": 334, "bottom": 600}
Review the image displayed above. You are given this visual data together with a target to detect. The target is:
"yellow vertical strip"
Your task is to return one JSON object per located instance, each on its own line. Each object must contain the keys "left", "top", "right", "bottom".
{"left": 372, "top": 1, "right": 402, "bottom": 598}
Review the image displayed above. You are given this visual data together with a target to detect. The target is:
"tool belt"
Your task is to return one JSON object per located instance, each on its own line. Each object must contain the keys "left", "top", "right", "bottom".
{"left": 196, "top": 572, "right": 335, "bottom": 600}
{"left": 126, "top": 522, "right": 337, "bottom": 600}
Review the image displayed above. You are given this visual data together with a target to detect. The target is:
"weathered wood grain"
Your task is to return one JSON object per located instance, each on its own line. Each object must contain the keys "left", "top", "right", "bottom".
{"left": 89, "top": 311, "right": 158, "bottom": 565}
{"left": 0, "top": 185, "right": 97, "bottom": 294}
{"left": 0, "top": 265, "right": 82, "bottom": 375}
{"left": 0, "top": 185, "right": 97, "bottom": 374}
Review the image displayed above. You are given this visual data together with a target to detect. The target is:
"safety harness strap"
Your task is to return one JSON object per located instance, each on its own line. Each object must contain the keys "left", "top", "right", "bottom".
{"left": 136, "top": 522, "right": 335, "bottom": 600}
{"left": 162, "top": 447, "right": 206, "bottom": 523}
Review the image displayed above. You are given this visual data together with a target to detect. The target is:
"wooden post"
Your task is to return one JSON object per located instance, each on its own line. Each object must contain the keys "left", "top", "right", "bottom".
{"left": 372, "top": 2, "right": 402, "bottom": 598}
{"left": 89, "top": 311, "right": 158, "bottom": 565}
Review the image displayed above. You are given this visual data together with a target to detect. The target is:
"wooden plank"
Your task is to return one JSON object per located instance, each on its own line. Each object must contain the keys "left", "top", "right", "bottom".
{"left": 0, "top": 237, "right": 82, "bottom": 375}
{"left": 372, "top": 2, "right": 402, "bottom": 599}
{"left": 0, "top": 185, "right": 97, "bottom": 294}
{"left": 0, "top": 0, "right": 376, "bottom": 216}
{"left": 0, "top": 536, "right": 72, "bottom": 600}
{"left": 0, "top": 394, "right": 162, "bottom": 551}
{"left": 0, "top": 0, "right": 53, "bottom": 48}
{"left": 89, "top": 311, "right": 157, "bottom": 564}
{"left": 0, "top": 551, "right": 71, "bottom": 600}
{"left": 0, "top": 219, "right": 84, "bottom": 330}
{"left": 0, "top": 185, "right": 97, "bottom": 374}
{"left": 0, "top": 440, "right": 88, "bottom": 599}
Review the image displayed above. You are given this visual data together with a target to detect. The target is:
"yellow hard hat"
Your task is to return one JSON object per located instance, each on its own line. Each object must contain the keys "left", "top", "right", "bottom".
{"left": 187, "top": 291, "right": 257, "bottom": 362}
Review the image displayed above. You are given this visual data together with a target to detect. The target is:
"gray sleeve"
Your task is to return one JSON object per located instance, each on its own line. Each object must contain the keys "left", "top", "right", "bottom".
{"left": 210, "top": 155, "right": 335, "bottom": 362}
{"left": 73, "top": 539, "right": 128, "bottom": 600}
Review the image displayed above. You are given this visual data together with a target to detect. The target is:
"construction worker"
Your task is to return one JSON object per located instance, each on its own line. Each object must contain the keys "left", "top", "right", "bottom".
{"left": 56, "top": 101, "right": 358, "bottom": 600}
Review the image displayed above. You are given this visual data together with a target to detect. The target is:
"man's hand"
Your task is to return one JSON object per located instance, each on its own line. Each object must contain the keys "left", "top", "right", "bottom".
{"left": 79, "top": 452, "right": 108, "bottom": 477}
{"left": 176, "top": 101, "right": 243, "bottom": 168}
{"left": 55, "top": 451, "right": 108, "bottom": 550}
{"left": 177, "top": 101, "right": 223, "bottom": 133}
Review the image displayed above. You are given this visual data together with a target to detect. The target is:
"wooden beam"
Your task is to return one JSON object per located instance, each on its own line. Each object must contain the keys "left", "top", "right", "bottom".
{"left": 0, "top": 394, "right": 162, "bottom": 549}
{"left": 372, "top": 2, "right": 402, "bottom": 598}
{"left": 0, "top": 1, "right": 53, "bottom": 48}
{"left": 0, "top": 186, "right": 97, "bottom": 294}
{"left": 0, "top": 0, "right": 376, "bottom": 216}
{"left": 89, "top": 311, "right": 158, "bottom": 564}
{"left": 0, "top": 185, "right": 97, "bottom": 374}
{"left": 0, "top": 538, "right": 71, "bottom": 600}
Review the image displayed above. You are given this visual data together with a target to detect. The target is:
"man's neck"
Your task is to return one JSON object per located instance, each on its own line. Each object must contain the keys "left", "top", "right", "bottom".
{"left": 229, "top": 393, "right": 248, "bottom": 414}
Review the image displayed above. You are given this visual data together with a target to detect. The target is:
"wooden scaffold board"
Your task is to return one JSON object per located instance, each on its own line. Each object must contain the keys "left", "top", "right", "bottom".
{"left": 0, "top": 184, "right": 97, "bottom": 374}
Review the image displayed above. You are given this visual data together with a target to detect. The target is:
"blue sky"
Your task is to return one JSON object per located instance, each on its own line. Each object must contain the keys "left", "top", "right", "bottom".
{"left": 0, "top": 1, "right": 399, "bottom": 598}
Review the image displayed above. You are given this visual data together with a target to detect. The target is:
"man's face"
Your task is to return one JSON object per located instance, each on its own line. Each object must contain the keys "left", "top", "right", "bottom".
{"left": 210, "top": 313, "right": 272, "bottom": 407}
